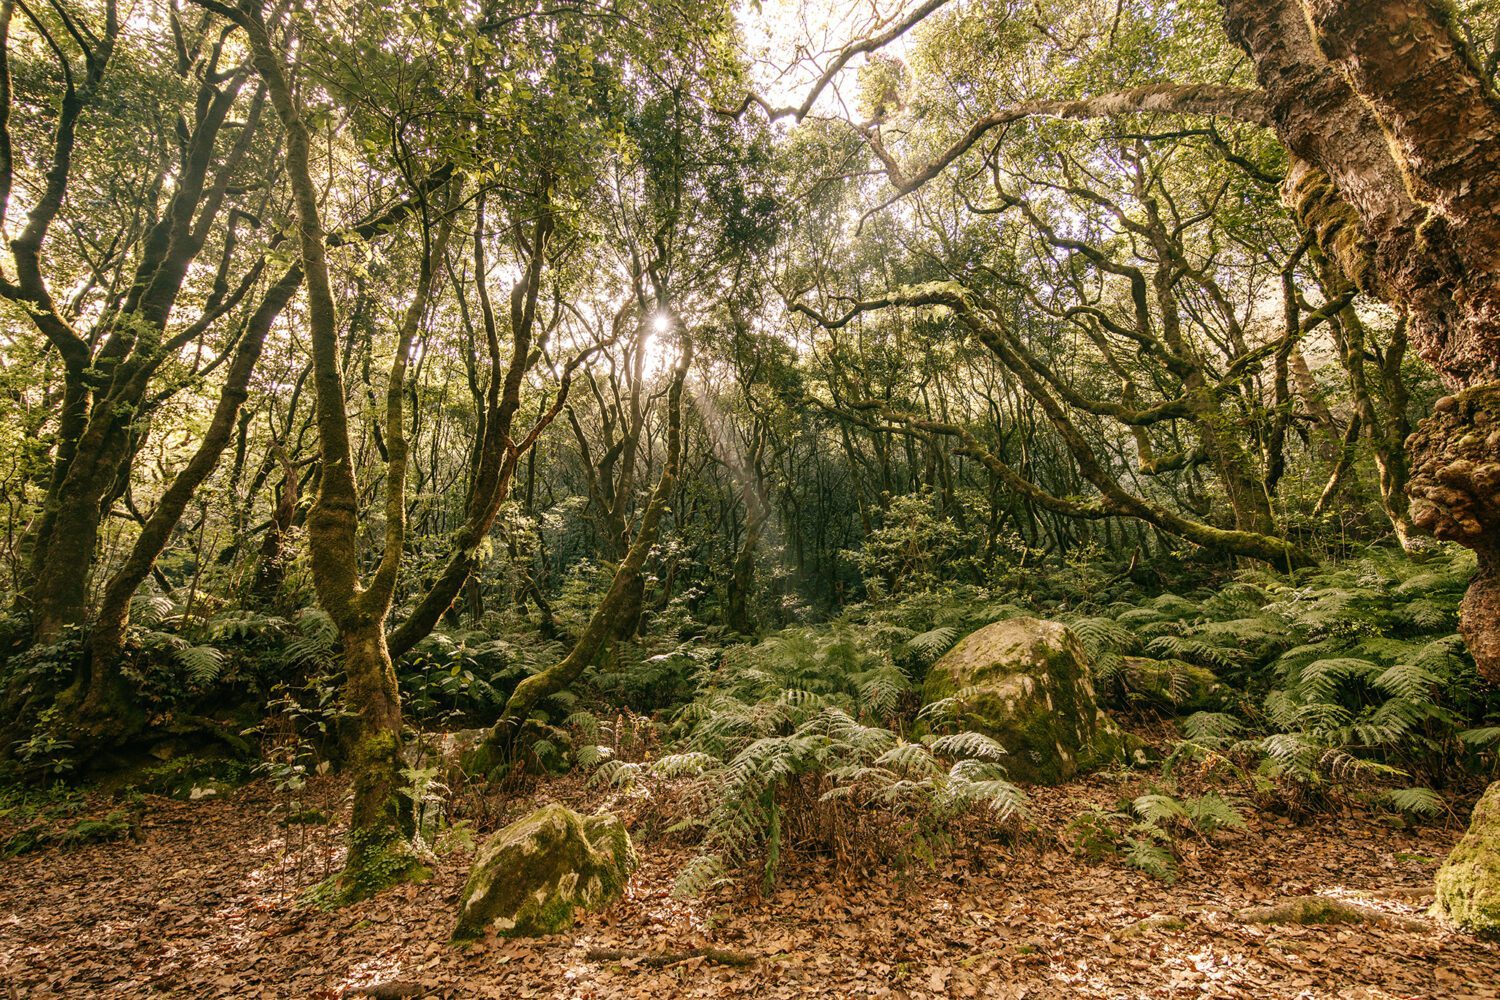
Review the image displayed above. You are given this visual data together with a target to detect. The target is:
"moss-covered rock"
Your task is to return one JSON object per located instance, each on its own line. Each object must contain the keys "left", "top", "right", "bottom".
{"left": 452, "top": 804, "right": 636, "bottom": 942}
{"left": 1434, "top": 781, "right": 1500, "bottom": 937}
{"left": 920, "top": 617, "right": 1124, "bottom": 784}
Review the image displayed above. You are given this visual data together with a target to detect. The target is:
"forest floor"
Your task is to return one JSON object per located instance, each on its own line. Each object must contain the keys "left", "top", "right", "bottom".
{"left": 2, "top": 766, "right": 1497, "bottom": 1000}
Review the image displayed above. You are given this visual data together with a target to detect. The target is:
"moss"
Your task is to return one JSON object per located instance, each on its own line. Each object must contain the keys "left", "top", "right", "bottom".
{"left": 305, "top": 826, "right": 430, "bottom": 909}
{"left": 1434, "top": 783, "right": 1500, "bottom": 938}
{"left": 3, "top": 808, "right": 135, "bottom": 858}
{"left": 127, "top": 753, "right": 252, "bottom": 800}
{"left": 1120, "top": 657, "right": 1228, "bottom": 712}
{"left": 452, "top": 804, "right": 636, "bottom": 942}
{"left": 1236, "top": 895, "right": 1396, "bottom": 927}
{"left": 919, "top": 618, "right": 1124, "bottom": 784}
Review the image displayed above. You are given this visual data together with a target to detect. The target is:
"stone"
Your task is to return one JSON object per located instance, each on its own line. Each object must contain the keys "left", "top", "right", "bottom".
{"left": 920, "top": 617, "right": 1124, "bottom": 784}
{"left": 452, "top": 803, "right": 636, "bottom": 942}
{"left": 1434, "top": 781, "right": 1500, "bottom": 938}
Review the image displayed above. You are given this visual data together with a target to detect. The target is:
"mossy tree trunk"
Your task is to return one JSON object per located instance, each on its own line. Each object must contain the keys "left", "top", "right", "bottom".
{"left": 1217, "top": 0, "right": 1500, "bottom": 927}
{"left": 1221, "top": 0, "right": 1500, "bottom": 674}
{"left": 213, "top": 0, "right": 455, "bottom": 901}
{"left": 3, "top": 15, "right": 269, "bottom": 645}
{"left": 71, "top": 267, "right": 300, "bottom": 745}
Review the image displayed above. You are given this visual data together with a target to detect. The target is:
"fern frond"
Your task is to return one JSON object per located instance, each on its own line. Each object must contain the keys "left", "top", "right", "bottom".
{"left": 177, "top": 644, "right": 226, "bottom": 686}
{"left": 1383, "top": 786, "right": 1445, "bottom": 817}
{"left": 908, "top": 626, "right": 960, "bottom": 661}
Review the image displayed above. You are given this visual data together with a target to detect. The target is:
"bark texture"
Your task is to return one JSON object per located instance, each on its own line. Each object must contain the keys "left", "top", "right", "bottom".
{"left": 1407, "top": 386, "right": 1500, "bottom": 682}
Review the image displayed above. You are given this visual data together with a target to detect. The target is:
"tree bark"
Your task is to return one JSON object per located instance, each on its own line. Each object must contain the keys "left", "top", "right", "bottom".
{"left": 213, "top": 0, "right": 451, "bottom": 901}
{"left": 1222, "top": 0, "right": 1500, "bottom": 678}
{"left": 70, "top": 266, "right": 300, "bottom": 742}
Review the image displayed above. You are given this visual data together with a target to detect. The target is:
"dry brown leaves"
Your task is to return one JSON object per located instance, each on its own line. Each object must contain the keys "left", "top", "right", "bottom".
{"left": 1, "top": 772, "right": 1496, "bottom": 999}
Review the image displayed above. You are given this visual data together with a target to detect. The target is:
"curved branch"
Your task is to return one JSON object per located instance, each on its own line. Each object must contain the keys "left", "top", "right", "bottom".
{"left": 870, "top": 84, "right": 1270, "bottom": 195}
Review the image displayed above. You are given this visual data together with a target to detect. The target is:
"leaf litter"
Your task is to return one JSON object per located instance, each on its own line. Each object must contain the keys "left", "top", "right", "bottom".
{"left": 1, "top": 771, "right": 1496, "bottom": 999}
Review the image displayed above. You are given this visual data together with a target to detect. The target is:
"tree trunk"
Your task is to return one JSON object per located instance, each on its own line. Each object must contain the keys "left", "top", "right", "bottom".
{"left": 335, "top": 617, "right": 421, "bottom": 898}
{"left": 72, "top": 267, "right": 297, "bottom": 742}
{"left": 725, "top": 517, "right": 762, "bottom": 637}
{"left": 1220, "top": 0, "right": 1500, "bottom": 936}
{"left": 1222, "top": 0, "right": 1500, "bottom": 676}
{"left": 223, "top": 0, "right": 447, "bottom": 903}
{"left": 251, "top": 454, "right": 300, "bottom": 608}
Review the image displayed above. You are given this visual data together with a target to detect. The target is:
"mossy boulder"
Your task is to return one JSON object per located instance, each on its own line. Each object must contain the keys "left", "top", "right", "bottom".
{"left": 452, "top": 804, "right": 636, "bottom": 942}
{"left": 920, "top": 617, "right": 1124, "bottom": 784}
{"left": 1434, "top": 781, "right": 1500, "bottom": 937}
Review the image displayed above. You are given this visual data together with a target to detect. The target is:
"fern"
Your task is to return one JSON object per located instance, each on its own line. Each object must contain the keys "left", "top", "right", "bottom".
{"left": 1459, "top": 727, "right": 1500, "bottom": 747}
{"left": 1180, "top": 711, "right": 1242, "bottom": 745}
{"left": 1123, "top": 828, "right": 1178, "bottom": 882}
{"left": 131, "top": 593, "right": 178, "bottom": 629}
{"left": 672, "top": 707, "right": 1027, "bottom": 896}
{"left": 1065, "top": 616, "right": 1137, "bottom": 659}
{"left": 284, "top": 609, "right": 338, "bottom": 669}
{"left": 1384, "top": 786, "right": 1445, "bottom": 818}
{"left": 1182, "top": 792, "right": 1245, "bottom": 833}
{"left": 177, "top": 644, "right": 226, "bottom": 686}
{"left": 907, "top": 626, "right": 960, "bottom": 662}
{"left": 926, "top": 731, "right": 1008, "bottom": 762}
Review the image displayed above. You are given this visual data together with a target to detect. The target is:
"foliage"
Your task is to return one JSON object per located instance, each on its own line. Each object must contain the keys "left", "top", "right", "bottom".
{"left": 1064, "top": 789, "right": 1246, "bottom": 883}
{"left": 1138, "top": 545, "right": 1498, "bottom": 811}
{"left": 576, "top": 624, "right": 1025, "bottom": 893}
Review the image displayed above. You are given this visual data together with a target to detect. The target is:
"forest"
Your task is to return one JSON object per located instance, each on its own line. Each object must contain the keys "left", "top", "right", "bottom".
{"left": 0, "top": 0, "right": 1498, "bottom": 996}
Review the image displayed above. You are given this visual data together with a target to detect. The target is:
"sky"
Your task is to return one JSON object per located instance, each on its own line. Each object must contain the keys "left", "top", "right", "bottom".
{"left": 737, "top": 0, "right": 929, "bottom": 117}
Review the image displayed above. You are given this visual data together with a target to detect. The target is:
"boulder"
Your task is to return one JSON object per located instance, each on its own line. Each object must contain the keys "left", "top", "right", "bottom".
{"left": 452, "top": 803, "right": 636, "bottom": 942}
{"left": 920, "top": 617, "right": 1124, "bottom": 784}
{"left": 1434, "top": 781, "right": 1500, "bottom": 937}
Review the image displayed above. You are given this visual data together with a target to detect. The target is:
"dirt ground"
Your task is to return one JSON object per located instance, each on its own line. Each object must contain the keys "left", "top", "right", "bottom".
{"left": 2, "top": 773, "right": 1497, "bottom": 999}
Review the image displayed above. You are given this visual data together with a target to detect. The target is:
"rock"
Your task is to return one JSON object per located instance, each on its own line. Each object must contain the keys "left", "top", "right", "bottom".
{"left": 452, "top": 803, "right": 636, "bottom": 942}
{"left": 1120, "top": 656, "right": 1229, "bottom": 711}
{"left": 1434, "top": 781, "right": 1500, "bottom": 937}
{"left": 920, "top": 617, "right": 1125, "bottom": 784}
